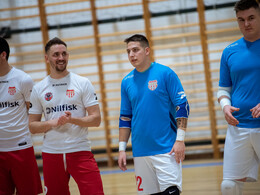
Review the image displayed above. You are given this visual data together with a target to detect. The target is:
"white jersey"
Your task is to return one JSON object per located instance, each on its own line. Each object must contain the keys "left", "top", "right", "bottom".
{"left": 0, "top": 67, "right": 34, "bottom": 151}
{"left": 29, "top": 72, "right": 98, "bottom": 153}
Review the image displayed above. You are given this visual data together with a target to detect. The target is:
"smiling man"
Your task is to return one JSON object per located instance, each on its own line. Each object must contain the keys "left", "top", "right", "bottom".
{"left": 217, "top": 0, "right": 260, "bottom": 195}
{"left": 29, "top": 37, "right": 104, "bottom": 195}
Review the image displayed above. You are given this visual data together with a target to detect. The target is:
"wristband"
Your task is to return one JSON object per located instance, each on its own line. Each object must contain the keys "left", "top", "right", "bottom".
{"left": 220, "top": 98, "right": 231, "bottom": 111}
{"left": 119, "top": 141, "right": 127, "bottom": 151}
{"left": 176, "top": 128, "right": 185, "bottom": 141}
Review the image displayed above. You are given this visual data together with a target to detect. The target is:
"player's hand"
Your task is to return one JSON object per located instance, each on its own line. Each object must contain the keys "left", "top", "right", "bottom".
{"left": 223, "top": 105, "right": 240, "bottom": 126}
{"left": 169, "top": 141, "right": 185, "bottom": 164}
{"left": 250, "top": 103, "right": 260, "bottom": 118}
{"left": 58, "top": 111, "right": 72, "bottom": 125}
{"left": 118, "top": 151, "right": 127, "bottom": 171}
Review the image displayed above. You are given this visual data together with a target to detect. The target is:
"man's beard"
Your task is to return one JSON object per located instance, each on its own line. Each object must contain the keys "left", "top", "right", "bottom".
{"left": 55, "top": 65, "right": 66, "bottom": 72}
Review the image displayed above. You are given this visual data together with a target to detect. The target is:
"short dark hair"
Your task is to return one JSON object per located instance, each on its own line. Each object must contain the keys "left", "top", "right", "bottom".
{"left": 45, "top": 37, "right": 67, "bottom": 53}
{"left": 234, "top": 0, "right": 260, "bottom": 13}
{"left": 124, "top": 34, "right": 150, "bottom": 48}
{"left": 0, "top": 37, "right": 10, "bottom": 61}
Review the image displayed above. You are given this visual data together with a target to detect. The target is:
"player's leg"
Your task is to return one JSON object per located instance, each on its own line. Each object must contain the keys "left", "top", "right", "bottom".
{"left": 67, "top": 151, "right": 104, "bottom": 195}
{"left": 151, "top": 153, "right": 182, "bottom": 193}
{"left": 42, "top": 152, "right": 70, "bottom": 195}
{"left": 222, "top": 125, "right": 257, "bottom": 195}
{"left": 134, "top": 156, "right": 160, "bottom": 195}
{"left": 8, "top": 147, "right": 42, "bottom": 195}
{"left": 0, "top": 152, "right": 15, "bottom": 195}
{"left": 221, "top": 180, "right": 244, "bottom": 195}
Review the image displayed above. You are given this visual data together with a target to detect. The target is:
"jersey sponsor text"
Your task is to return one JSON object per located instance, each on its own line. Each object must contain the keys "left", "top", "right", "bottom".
{"left": 0, "top": 101, "right": 19, "bottom": 108}
{"left": 46, "top": 104, "right": 77, "bottom": 114}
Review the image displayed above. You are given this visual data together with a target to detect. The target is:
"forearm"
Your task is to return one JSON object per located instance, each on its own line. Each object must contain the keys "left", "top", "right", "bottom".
{"left": 29, "top": 120, "right": 54, "bottom": 134}
{"left": 119, "top": 128, "right": 131, "bottom": 142}
{"left": 176, "top": 117, "right": 188, "bottom": 141}
{"left": 69, "top": 115, "right": 101, "bottom": 127}
{"left": 176, "top": 117, "right": 188, "bottom": 130}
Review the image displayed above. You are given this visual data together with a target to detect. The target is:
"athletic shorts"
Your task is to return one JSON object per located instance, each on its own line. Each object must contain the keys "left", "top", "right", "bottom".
{"left": 223, "top": 125, "right": 260, "bottom": 181}
{"left": 133, "top": 153, "right": 182, "bottom": 195}
{"left": 42, "top": 151, "right": 104, "bottom": 195}
{"left": 0, "top": 147, "right": 42, "bottom": 195}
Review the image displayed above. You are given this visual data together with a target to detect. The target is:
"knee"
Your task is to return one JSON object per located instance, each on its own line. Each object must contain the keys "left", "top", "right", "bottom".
{"left": 221, "top": 180, "right": 244, "bottom": 195}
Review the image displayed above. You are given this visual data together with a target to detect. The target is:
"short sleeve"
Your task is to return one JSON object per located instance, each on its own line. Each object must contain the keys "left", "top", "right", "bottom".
{"left": 29, "top": 87, "right": 43, "bottom": 114}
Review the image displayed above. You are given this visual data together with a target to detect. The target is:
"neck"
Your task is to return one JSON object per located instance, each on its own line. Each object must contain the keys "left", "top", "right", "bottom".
{"left": 50, "top": 69, "right": 69, "bottom": 79}
{"left": 0, "top": 62, "right": 12, "bottom": 76}
{"left": 136, "top": 60, "right": 152, "bottom": 72}
{"left": 244, "top": 34, "right": 260, "bottom": 42}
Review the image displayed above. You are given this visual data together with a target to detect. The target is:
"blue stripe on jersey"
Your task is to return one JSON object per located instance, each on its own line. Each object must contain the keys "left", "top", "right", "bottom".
{"left": 120, "top": 62, "right": 188, "bottom": 157}
{"left": 219, "top": 38, "right": 260, "bottom": 128}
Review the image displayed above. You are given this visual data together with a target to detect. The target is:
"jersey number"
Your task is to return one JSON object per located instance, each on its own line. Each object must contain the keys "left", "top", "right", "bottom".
{"left": 136, "top": 176, "right": 143, "bottom": 191}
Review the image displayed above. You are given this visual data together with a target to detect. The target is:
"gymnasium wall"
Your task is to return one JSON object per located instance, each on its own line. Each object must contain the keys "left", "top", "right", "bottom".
{"left": 0, "top": 0, "right": 240, "bottom": 166}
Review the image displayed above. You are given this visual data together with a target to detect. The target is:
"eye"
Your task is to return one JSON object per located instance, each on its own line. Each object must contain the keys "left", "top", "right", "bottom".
{"left": 53, "top": 53, "right": 59, "bottom": 57}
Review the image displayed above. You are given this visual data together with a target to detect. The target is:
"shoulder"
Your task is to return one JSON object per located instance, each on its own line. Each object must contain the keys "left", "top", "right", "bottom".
{"left": 223, "top": 38, "right": 244, "bottom": 53}
{"left": 70, "top": 72, "right": 91, "bottom": 85}
{"left": 12, "top": 68, "right": 33, "bottom": 85}
{"left": 33, "top": 76, "right": 49, "bottom": 89}
{"left": 122, "top": 70, "right": 134, "bottom": 82}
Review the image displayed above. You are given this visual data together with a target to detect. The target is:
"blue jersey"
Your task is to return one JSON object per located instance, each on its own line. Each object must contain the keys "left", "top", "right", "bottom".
{"left": 120, "top": 62, "right": 188, "bottom": 157}
{"left": 219, "top": 38, "right": 260, "bottom": 128}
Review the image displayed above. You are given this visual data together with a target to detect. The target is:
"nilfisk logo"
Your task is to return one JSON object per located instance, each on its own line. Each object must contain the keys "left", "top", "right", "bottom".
{"left": 0, "top": 101, "right": 19, "bottom": 108}
{"left": 46, "top": 104, "right": 77, "bottom": 114}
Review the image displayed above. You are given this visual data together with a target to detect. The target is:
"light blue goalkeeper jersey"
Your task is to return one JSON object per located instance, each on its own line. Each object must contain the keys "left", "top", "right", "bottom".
{"left": 120, "top": 62, "right": 188, "bottom": 157}
{"left": 219, "top": 37, "right": 260, "bottom": 128}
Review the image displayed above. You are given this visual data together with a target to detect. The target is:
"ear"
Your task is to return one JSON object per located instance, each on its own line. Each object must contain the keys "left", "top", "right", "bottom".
{"left": 145, "top": 47, "right": 150, "bottom": 56}
{"left": 45, "top": 54, "right": 49, "bottom": 63}
{"left": 0, "top": 51, "right": 7, "bottom": 60}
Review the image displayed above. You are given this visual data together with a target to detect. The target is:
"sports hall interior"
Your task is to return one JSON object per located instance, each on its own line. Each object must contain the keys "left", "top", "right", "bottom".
{"left": 1, "top": 0, "right": 260, "bottom": 194}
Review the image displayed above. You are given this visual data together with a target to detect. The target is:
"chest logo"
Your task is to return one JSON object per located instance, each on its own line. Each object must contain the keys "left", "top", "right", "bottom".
{"left": 148, "top": 80, "right": 158, "bottom": 91}
{"left": 45, "top": 92, "right": 53, "bottom": 101}
{"left": 8, "top": 87, "right": 16, "bottom": 95}
{"left": 66, "top": 89, "right": 75, "bottom": 98}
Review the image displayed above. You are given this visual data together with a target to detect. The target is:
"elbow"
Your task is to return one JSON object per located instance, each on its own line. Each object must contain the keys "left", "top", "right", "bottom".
{"left": 94, "top": 116, "right": 101, "bottom": 127}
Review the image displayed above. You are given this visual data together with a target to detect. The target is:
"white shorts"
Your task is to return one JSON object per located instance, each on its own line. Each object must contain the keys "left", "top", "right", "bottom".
{"left": 223, "top": 125, "right": 260, "bottom": 182}
{"left": 133, "top": 153, "right": 182, "bottom": 195}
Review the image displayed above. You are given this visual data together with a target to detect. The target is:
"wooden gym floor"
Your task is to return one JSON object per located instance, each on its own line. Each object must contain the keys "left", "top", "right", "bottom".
{"left": 39, "top": 159, "right": 260, "bottom": 195}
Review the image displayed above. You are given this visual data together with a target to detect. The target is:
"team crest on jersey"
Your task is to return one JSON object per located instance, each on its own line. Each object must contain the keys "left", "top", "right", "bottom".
{"left": 8, "top": 87, "right": 16, "bottom": 95}
{"left": 45, "top": 92, "right": 53, "bottom": 101}
{"left": 66, "top": 89, "right": 75, "bottom": 98}
{"left": 148, "top": 80, "right": 158, "bottom": 91}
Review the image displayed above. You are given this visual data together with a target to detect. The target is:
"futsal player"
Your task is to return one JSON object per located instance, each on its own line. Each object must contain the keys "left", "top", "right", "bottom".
{"left": 118, "top": 34, "right": 189, "bottom": 195}
{"left": 218, "top": 0, "right": 260, "bottom": 194}
{"left": 0, "top": 37, "right": 42, "bottom": 194}
{"left": 29, "top": 37, "right": 104, "bottom": 195}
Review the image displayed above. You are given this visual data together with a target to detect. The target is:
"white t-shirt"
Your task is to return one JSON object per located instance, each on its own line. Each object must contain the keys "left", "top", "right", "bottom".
{"left": 0, "top": 67, "right": 34, "bottom": 151}
{"left": 29, "top": 72, "right": 98, "bottom": 153}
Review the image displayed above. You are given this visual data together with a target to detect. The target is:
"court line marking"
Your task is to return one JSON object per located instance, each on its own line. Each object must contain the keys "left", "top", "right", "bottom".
{"left": 100, "top": 161, "right": 223, "bottom": 175}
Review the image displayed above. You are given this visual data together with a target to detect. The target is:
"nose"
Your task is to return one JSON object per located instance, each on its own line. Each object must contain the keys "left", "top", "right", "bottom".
{"left": 129, "top": 50, "right": 134, "bottom": 57}
{"left": 57, "top": 54, "right": 64, "bottom": 60}
{"left": 245, "top": 20, "right": 250, "bottom": 27}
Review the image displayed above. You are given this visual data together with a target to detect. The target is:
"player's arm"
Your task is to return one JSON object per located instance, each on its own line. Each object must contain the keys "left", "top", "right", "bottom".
{"left": 217, "top": 86, "right": 239, "bottom": 126}
{"left": 25, "top": 102, "right": 30, "bottom": 111}
{"left": 29, "top": 114, "right": 59, "bottom": 134}
{"left": 170, "top": 101, "right": 189, "bottom": 163}
{"left": 118, "top": 114, "right": 132, "bottom": 171}
{"left": 58, "top": 104, "right": 101, "bottom": 127}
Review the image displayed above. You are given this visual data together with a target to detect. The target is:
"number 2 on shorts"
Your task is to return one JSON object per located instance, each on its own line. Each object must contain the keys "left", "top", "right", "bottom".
{"left": 136, "top": 176, "right": 144, "bottom": 191}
